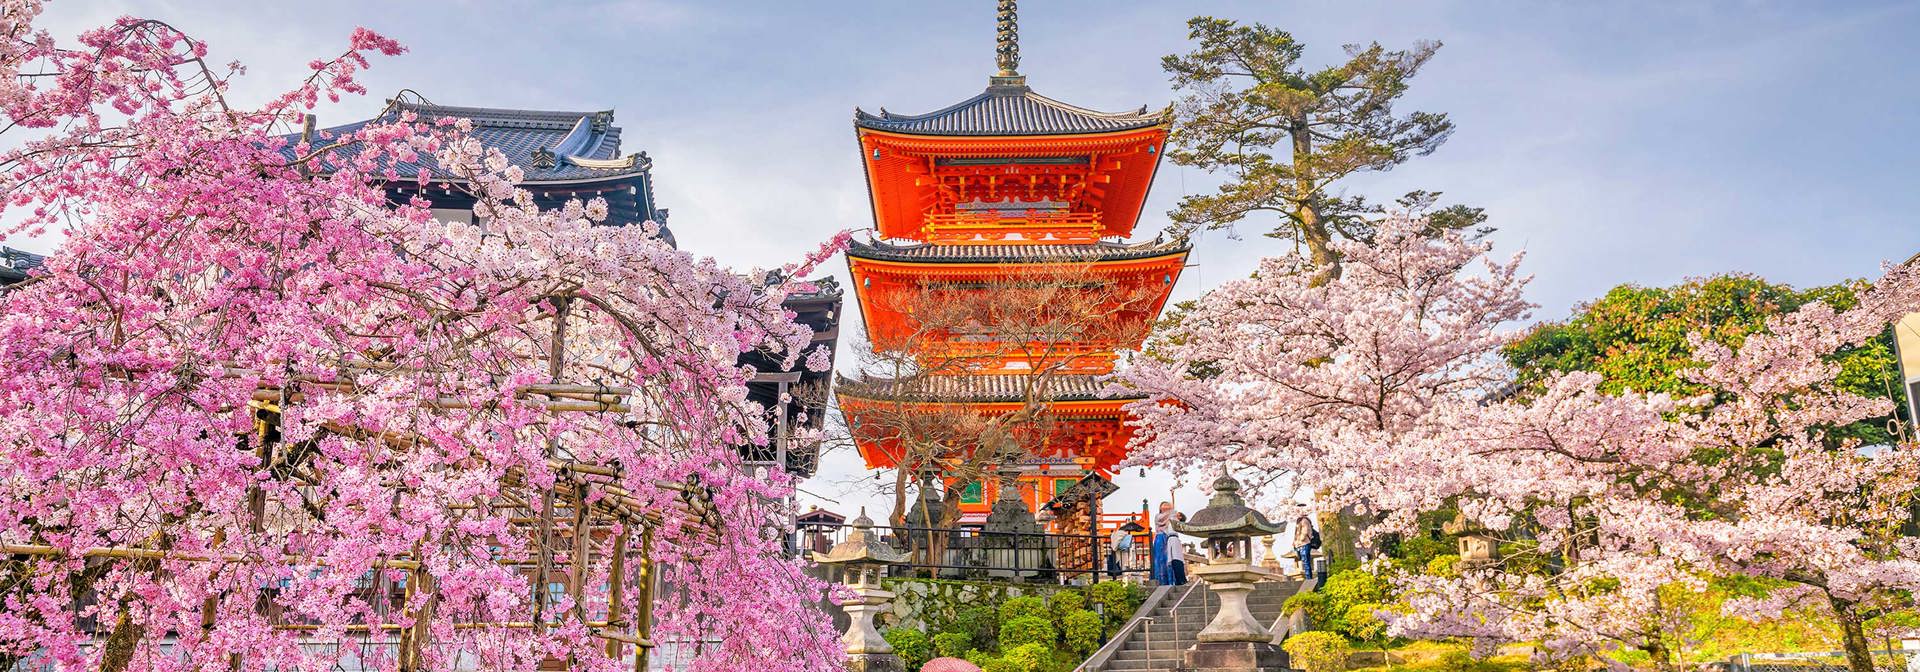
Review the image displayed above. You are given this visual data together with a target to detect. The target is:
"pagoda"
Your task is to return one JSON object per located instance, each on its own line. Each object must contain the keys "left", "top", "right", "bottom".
{"left": 837, "top": 2, "right": 1189, "bottom": 528}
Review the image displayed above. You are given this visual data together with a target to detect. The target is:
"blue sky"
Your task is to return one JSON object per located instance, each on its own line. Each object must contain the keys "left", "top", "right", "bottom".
{"left": 24, "top": 0, "right": 1920, "bottom": 520}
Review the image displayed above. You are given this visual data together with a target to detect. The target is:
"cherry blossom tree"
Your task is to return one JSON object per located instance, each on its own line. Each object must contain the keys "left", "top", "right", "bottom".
{"left": 1118, "top": 214, "right": 1920, "bottom": 671}
{"left": 0, "top": 4, "right": 845, "bottom": 671}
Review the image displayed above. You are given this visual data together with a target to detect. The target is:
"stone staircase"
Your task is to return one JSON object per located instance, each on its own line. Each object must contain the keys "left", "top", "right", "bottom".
{"left": 1080, "top": 579, "right": 1304, "bottom": 671}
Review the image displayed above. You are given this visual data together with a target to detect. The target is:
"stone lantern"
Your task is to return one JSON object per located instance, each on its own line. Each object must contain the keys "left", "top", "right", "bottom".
{"left": 814, "top": 510, "right": 912, "bottom": 672}
{"left": 1172, "top": 475, "right": 1289, "bottom": 672}
{"left": 1443, "top": 512, "right": 1502, "bottom": 569}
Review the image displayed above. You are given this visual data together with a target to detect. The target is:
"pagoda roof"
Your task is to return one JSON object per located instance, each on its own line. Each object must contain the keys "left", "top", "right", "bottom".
{"left": 0, "top": 246, "right": 44, "bottom": 287}
{"left": 855, "top": 83, "right": 1168, "bottom": 137}
{"left": 306, "top": 100, "right": 653, "bottom": 184}
{"left": 847, "top": 237, "right": 1189, "bottom": 264}
{"left": 836, "top": 373, "right": 1139, "bottom": 404}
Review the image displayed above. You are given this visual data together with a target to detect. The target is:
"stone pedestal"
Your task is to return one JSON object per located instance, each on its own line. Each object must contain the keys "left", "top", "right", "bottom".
{"left": 1191, "top": 562, "right": 1273, "bottom": 643}
{"left": 845, "top": 653, "right": 906, "bottom": 672}
{"left": 839, "top": 584, "right": 904, "bottom": 672}
{"left": 840, "top": 584, "right": 897, "bottom": 655}
{"left": 1182, "top": 640, "right": 1290, "bottom": 672}
{"left": 1184, "top": 562, "right": 1289, "bottom": 671}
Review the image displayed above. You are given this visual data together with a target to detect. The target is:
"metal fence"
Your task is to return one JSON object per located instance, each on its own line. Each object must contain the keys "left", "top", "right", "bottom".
{"left": 794, "top": 521, "right": 1154, "bottom": 584}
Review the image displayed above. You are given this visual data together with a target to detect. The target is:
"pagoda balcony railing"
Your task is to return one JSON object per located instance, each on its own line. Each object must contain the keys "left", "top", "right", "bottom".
{"left": 922, "top": 210, "right": 1103, "bottom": 244}
{"left": 793, "top": 522, "right": 1153, "bottom": 585}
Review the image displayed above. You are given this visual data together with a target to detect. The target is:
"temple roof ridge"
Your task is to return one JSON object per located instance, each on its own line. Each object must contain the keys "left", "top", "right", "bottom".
{"left": 854, "top": 84, "right": 1169, "bottom": 136}
{"left": 847, "top": 236, "right": 1189, "bottom": 263}
{"left": 835, "top": 372, "right": 1138, "bottom": 403}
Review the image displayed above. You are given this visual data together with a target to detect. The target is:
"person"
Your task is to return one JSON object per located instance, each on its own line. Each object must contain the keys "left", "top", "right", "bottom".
{"left": 1106, "top": 523, "right": 1133, "bottom": 579}
{"left": 1150, "top": 500, "right": 1183, "bottom": 585}
{"left": 1293, "top": 509, "right": 1319, "bottom": 585}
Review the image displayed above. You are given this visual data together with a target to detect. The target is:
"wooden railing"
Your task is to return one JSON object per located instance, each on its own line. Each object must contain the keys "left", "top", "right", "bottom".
{"left": 922, "top": 210, "right": 1104, "bottom": 244}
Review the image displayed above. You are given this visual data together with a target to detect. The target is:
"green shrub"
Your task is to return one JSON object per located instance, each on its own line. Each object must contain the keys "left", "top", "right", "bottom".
{"left": 1390, "top": 532, "right": 1453, "bottom": 570}
{"left": 1425, "top": 553, "right": 1461, "bottom": 578}
{"left": 1438, "top": 648, "right": 1473, "bottom": 672}
{"left": 1048, "top": 589, "right": 1086, "bottom": 620}
{"left": 981, "top": 658, "right": 1020, "bottom": 672}
{"left": 1281, "top": 631, "right": 1351, "bottom": 672}
{"left": 932, "top": 631, "right": 972, "bottom": 658}
{"left": 999, "top": 643, "right": 1050, "bottom": 672}
{"left": 1339, "top": 602, "right": 1387, "bottom": 647}
{"left": 883, "top": 627, "right": 931, "bottom": 671}
{"left": 999, "top": 595, "right": 1049, "bottom": 623}
{"left": 944, "top": 604, "right": 999, "bottom": 650}
{"left": 1322, "top": 569, "right": 1388, "bottom": 608}
{"left": 1086, "top": 581, "right": 1139, "bottom": 624}
{"left": 1061, "top": 608, "right": 1104, "bottom": 656}
{"left": 1283, "top": 590, "right": 1329, "bottom": 626}
{"left": 999, "top": 615, "right": 1057, "bottom": 649}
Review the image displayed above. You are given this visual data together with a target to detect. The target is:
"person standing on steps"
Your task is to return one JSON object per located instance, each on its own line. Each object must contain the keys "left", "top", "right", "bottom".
{"left": 1293, "top": 508, "right": 1320, "bottom": 589}
{"left": 1150, "top": 500, "right": 1185, "bottom": 585}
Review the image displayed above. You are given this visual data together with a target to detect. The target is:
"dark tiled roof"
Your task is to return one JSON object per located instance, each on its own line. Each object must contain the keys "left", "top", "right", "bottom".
{"left": 847, "top": 238, "right": 1189, "bottom": 264}
{"left": 0, "top": 246, "right": 45, "bottom": 286}
{"left": 855, "top": 84, "right": 1168, "bottom": 136}
{"left": 836, "top": 373, "right": 1138, "bottom": 403}
{"left": 303, "top": 101, "right": 653, "bottom": 184}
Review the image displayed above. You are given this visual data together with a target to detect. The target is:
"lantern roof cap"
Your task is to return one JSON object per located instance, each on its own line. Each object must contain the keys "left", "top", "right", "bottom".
{"left": 1174, "top": 475, "right": 1281, "bottom": 538}
{"left": 813, "top": 509, "right": 911, "bottom": 566}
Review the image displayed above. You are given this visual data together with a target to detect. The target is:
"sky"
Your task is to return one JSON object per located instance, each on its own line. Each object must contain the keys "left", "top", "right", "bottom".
{"left": 19, "top": 0, "right": 1920, "bottom": 523}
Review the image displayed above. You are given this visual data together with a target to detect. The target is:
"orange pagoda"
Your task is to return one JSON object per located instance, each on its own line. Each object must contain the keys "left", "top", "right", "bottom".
{"left": 837, "top": 2, "right": 1189, "bottom": 530}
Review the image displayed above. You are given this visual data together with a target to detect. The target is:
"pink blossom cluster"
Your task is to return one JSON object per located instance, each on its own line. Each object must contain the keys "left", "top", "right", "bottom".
{"left": 0, "top": 5, "right": 846, "bottom": 671}
{"left": 1117, "top": 216, "right": 1920, "bottom": 664}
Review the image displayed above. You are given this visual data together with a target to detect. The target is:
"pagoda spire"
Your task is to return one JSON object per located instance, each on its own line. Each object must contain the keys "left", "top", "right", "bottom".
{"left": 992, "top": 0, "right": 1026, "bottom": 87}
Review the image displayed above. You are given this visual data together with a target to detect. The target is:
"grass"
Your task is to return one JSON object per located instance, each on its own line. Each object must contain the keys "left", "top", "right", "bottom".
{"left": 1346, "top": 641, "right": 1532, "bottom": 672}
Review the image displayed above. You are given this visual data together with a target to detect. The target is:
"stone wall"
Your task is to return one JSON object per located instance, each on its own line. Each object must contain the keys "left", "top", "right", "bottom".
{"left": 876, "top": 577, "right": 1075, "bottom": 631}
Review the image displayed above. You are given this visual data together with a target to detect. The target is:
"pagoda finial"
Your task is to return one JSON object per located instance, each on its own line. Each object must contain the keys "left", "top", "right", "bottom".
{"left": 991, "top": 0, "right": 1025, "bottom": 87}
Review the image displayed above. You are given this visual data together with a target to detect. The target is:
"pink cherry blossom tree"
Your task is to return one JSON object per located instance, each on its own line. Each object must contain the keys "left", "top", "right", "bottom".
{"left": 0, "top": 4, "right": 846, "bottom": 671}
{"left": 1118, "top": 213, "right": 1920, "bottom": 671}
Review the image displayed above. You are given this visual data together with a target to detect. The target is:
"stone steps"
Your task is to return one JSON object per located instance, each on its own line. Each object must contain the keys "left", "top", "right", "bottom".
{"left": 1080, "top": 579, "right": 1304, "bottom": 671}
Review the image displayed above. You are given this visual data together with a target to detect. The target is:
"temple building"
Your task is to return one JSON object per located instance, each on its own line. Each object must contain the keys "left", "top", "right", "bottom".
{"left": 305, "top": 98, "right": 844, "bottom": 476}
{"left": 836, "top": 2, "right": 1188, "bottom": 530}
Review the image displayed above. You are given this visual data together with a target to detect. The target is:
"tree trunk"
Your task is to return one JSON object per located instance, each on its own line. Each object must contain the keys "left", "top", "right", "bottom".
{"left": 99, "top": 600, "right": 144, "bottom": 672}
{"left": 890, "top": 467, "right": 911, "bottom": 528}
{"left": 1828, "top": 593, "right": 1876, "bottom": 672}
{"left": 1641, "top": 640, "right": 1675, "bottom": 672}
{"left": 1290, "top": 123, "right": 1339, "bottom": 283}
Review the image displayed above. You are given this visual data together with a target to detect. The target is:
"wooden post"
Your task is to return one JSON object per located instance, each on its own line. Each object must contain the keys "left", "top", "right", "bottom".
{"left": 533, "top": 297, "right": 572, "bottom": 632}
{"left": 605, "top": 525, "right": 629, "bottom": 660}
{"left": 633, "top": 526, "right": 655, "bottom": 672}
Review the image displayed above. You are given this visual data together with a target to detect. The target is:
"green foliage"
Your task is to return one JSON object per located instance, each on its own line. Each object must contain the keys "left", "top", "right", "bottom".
{"left": 1437, "top": 648, "right": 1473, "bottom": 672}
{"left": 998, "top": 595, "right": 1049, "bottom": 623}
{"left": 1283, "top": 590, "right": 1330, "bottom": 626}
{"left": 998, "top": 615, "right": 1057, "bottom": 650}
{"left": 1320, "top": 568, "right": 1389, "bottom": 633}
{"left": 883, "top": 627, "right": 932, "bottom": 671}
{"left": 1387, "top": 532, "right": 1453, "bottom": 571}
{"left": 1504, "top": 273, "right": 1907, "bottom": 444}
{"left": 1000, "top": 643, "right": 1051, "bottom": 672}
{"left": 1047, "top": 589, "right": 1086, "bottom": 621}
{"left": 933, "top": 631, "right": 973, "bottom": 659}
{"left": 941, "top": 604, "right": 999, "bottom": 651}
{"left": 981, "top": 658, "right": 1021, "bottom": 672}
{"left": 1424, "top": 554, "right": 1460, "bottom": 578}
{"left": 1283, "top": 631, "right": 1352, "bottom": 672}
{"left": 1061, "top": 609, "right": 1105, "bottom": 656}
{"left": 1086, "top": 581, "right": 1142, "bottom": 625}
{"left": 1161, "top": 16, "right": 1471, "bottom": 258}
{"left": 1341, "top": 602, "right": 1389, "bottom": 646}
